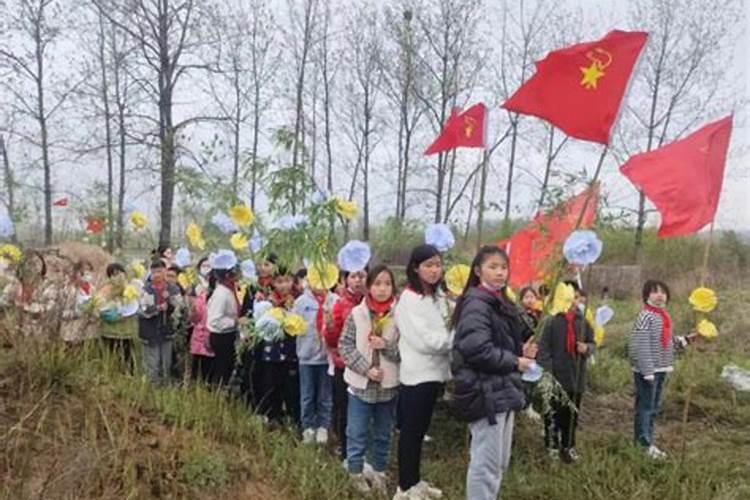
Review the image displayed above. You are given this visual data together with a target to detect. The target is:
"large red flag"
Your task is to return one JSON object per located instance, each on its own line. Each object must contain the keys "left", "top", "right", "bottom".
{"left": 503, "top": 30, "right": 648, "bottom": 145}
{"left": 424, "top": 103, "right": 486, "bottom": 155}
{"left": 499, "top": 185, "right": 599, "bottom": 287}
{"left": 620, "top": 115, "right": 732, "bottom": 238}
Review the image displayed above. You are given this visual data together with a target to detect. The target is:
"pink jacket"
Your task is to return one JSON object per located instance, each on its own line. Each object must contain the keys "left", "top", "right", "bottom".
{"left": 189, "top": 291, "right": 214, "bottom": 357}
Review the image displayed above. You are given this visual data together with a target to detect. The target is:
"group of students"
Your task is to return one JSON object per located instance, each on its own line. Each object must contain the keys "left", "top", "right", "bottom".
{"left": 0, "top": 241, "right": 696, "bottom": 500}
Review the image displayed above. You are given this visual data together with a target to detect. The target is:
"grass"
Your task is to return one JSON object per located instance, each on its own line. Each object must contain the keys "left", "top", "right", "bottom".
{"left": 1, "top": 288, "right": 749, "bottom": 499}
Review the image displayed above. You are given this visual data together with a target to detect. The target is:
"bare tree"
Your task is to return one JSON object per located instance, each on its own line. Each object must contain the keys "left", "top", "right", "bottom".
{"left": 619, "top": 0, "right": 743, "bottom": 260}
{"left": 93, "top": 0, "right": 218, "bottom": 247}
{"left": 412, "top": 0, "right": 484, "bottom": 223}
{"left": 0, "top": 134, "right": 18, "bottom": 243}
{"left": 0, "top": 0, "right": 84, "bottom": 244}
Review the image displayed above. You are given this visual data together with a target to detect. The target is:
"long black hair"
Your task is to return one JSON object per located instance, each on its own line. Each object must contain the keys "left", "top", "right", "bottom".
{"left": 451, "top": 245, "right": 511, "bottom": 328}
{"left": 405, "top": 244, "right": 442, "bottom": 296}
{"left": 207, "top": 268, "right": 234, "bottom": 299}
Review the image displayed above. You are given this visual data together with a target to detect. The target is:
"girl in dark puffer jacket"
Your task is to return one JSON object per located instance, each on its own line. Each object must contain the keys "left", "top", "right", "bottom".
{"left": 451, "top": 246, "right": 537, "bottom": 500}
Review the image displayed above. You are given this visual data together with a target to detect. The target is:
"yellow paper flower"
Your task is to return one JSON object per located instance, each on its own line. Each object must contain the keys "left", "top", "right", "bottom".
{"left": 308, "top": 262, "right": 339, "bottom": 290}
{"left": 505, "top": 287, "right": 517, "bottom": 303}
{"left": 533, "top": 299, "right": 544, "bottom": 312}
{"left": 177, "top": 273, "right": 192, "bottom": 290}
{"left": 550, "top": 282, "right": 575, "bottom": 315}
{"left": 445, "top": 264, "right": 470, "bottom": 296}
{"left": 585, "top": 309, "right": 605, "bottom": 346}
{"left": 696, "top": 319, "right": 718, "bottom": 339}
{"left": 689, "top": 287, "right": 718, "bottom": 313}
{"left": 122, "top": 284, "right": 139, "bottom": 302}
{"left": 230, "top": 232, "right": 248, "bottom": 251}
{"left": 129, "top": 261, "right": 146, "bottom": 280}
{"left": 0, "top": 244, "right": 23, "bottom": 264}
{"left": 228, "top": 204, "right": 255, "bottom": 228}
{"left": 283, "top": 313, "right": 308, "bottom": 336}
{"left": 268, "top": 307, "right": 286, "bottom": 323}
{"left": 334, "top": 197, "right": 358, "bottom": 220}
{"left": 129, "top": 211, "right": 148, "bottom": 231}
{"left": 186, "top": 223, "right": 206, "bottom": 250}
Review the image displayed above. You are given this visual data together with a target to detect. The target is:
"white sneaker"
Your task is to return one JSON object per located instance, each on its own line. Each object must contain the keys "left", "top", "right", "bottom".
{"left": 363, "top": 461, "right": 374, "bottom": 475}
{"left": 524, "top": 407, "right": 542, "bottom": 421}
{"left": 422, "top": 434, "right": 434, "bottom": 443}
{"left": 316, "top": 427, "right": 328, "bottom": 445}
{"left": 302, "top": 428, "right": 316, "bottom": 444}
{"left": 414, "top": 480, "right": 443, "bottom": 499}
{"left": 350, "top": 473, "right": 371, "bottom": 494}
{"left": 393, "top": 487, "right": 421, "bottom": 500}
{"left": 646, "top": 445, "right": 668, "bottom": 460}
{"left": 366, "top": 470, "right": 388, "bottom": 495}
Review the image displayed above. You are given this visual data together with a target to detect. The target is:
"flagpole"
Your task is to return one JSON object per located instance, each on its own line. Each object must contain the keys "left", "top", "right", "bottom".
{"left": 475, "top": 149, "right": 490, "bottom": 251}
{"left": 700, "top": 222, "right": 715, "bottom": 287}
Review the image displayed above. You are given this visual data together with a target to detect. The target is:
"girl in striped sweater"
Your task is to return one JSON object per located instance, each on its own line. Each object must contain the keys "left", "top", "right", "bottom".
{"left": 628, "top": 280, "right": 696, "bottom": 459}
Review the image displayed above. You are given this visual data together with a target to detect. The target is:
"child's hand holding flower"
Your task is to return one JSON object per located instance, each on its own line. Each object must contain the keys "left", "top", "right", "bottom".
{"left": 369, "top": 335, "right": 386, "bottom": 350}
{"left": 367, "top": 367, "right": 384, "bottom": 382}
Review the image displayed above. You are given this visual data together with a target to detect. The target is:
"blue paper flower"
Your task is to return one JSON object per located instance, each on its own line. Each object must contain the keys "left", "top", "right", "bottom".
{"left": 209, "top": 249, "right": 238, "bottom": 270}
{"left": 311, "top": 188, "right": 329, "bottom": 205}
{"left": 249, "top": 231, "right": 265, "bottom": 253}
{"left": 425, "top": 223, "right": 455, "bottom": 252}
{"left": 0, "top": 213, "right": 15, "bottom": 239}
{"left": 275, "top": 214, "right": 309, "bottom": 231}
{"left": 240, "top": 259, "right": 257, "bottom": 280}
{"left": 337, "top": 240, "right": 371, "bottom": 272}
{"left": 174, "top": 247, "right": 191, "bottom": 268}
{"left": 595, "top": 305, "right": 615, "bottom": 327}
{"left": 256, "top": 314, "right": 283, "bottom": 342}
{"left": 211, "top": 213, "right": 239, "bottom": 234}
{"left": 521, "top": 360, "right": 544, "bottom": 383}
{"left": 563, "top": 230, "right": 603, "bottom": 266}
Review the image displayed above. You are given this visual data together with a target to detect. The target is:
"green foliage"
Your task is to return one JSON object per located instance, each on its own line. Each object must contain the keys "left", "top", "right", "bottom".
{"left": 179, "top": 451, "right": 229, "bottom": 489}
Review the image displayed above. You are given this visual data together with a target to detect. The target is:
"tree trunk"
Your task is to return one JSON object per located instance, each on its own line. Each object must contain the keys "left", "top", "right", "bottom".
{"left": 34, "top": 20, "right": 52, "bottom": 245}
{"left": 362, "top": 93, "right": 370, "bottom": 241}
{"left": 250, "top": 80, "right": 261, "bottom": 210}
{"left": 113, "top": 40, "right": 127, "bottom": 250}
{"left": 232, "top": 65, "right": 241, "bottom": 203}
{"left": 98, "top": 11, "right": 115, "bottom": 252}
{"left": 504, "top": 117, "right": 518, "bottom": 221}
{"left": 0, "top": 136, "right": 17, "bottom": 244}
{"left": 476, "top": 151, "right": 489, "bottom": 250}
{"left": 538, "top": 126, "right": 555, "bottom": 210}
{"left": 464, "top": 166, "right": 478, "bottom": 242}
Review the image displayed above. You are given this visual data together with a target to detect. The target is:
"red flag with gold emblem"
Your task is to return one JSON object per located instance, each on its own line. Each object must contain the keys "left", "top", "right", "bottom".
{"left": 86, "top": 217, "right": 106, "bottom": 234}
{"left": 503, "top": 30, "right": 648, "bottom": 145}
{"left": 424, "top": 103, "right": 486, "bottom": 155}
{"left": 620, "top": 115, "right": 732, "bottom": 238}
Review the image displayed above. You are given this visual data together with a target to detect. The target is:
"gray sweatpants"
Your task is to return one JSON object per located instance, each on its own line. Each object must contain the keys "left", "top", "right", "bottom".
{"left": 466, "top": 411, "right": 515, "bottom": 500}
{"left": 142, "top": 339, "right": 173, "bottom": 385}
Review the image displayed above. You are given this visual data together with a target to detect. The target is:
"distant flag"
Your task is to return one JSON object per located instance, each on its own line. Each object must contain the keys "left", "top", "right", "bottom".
{"left": 86, "top": 217, "right": 106, "bottom": 235}
{"left": 620, "top": 115, "right": 733, "bottom": 238}
{"left": 424, "top": 103, "right": 487, "bottom": 155}
{"left": 53, "top": 197, "right": 69, "bottom": 207}
{"left": 503, "top": 30, "right": 648, "bottom": 145}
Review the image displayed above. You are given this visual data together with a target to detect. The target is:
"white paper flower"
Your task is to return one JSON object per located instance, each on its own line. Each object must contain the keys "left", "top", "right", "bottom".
{"left": 0, "top": 213, "right": 14, "bottom": 239}
{"left": 337, "top": 240, "right": 371, "bottom": 272}
{"left": 174, "top": 247, "right": 191, "bottom": 268}
{"left": 240, "top": 259, "right": 257, "bottom": 280}
{"left": 208, "top": 249, "right": 238, "bottom": 270}
{"left": 425, "top": 223, "right": 455, "bottom": 252}
{"left": 563, "top": 230, "right": 603, "bottom": 266}
{"left": 211, "top": 213, "right": 239, "bottom": 234}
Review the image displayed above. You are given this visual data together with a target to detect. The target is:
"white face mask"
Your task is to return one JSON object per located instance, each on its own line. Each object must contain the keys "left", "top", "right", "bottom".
{"left": 199, "top": 267, "right": 211, "bottom": 277}
{"left": 577, "top": 303, "right": 586, "bottom": 313}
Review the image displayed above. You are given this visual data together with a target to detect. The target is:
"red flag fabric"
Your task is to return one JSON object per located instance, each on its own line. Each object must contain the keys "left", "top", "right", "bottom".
{"left": 424, "top": 103, "right": 486, "bottom": 155}
{"left": 86, "top": 217, "right": 106, "bottom": 234}
{"left": 500, "top": 185, "right": 599, "bottom": 287}
{"left": 503, "top": 30, "right": 648, "bottom": 145}
{"left": 53, "top": 197, "right": 69, "bottom": 207}
{"left": 620, "top": 115, "right": 732, "bottom": 238}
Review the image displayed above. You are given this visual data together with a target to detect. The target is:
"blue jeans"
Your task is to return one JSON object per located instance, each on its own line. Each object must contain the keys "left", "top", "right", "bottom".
{"left": 299, "top": 364, "right": 333, "bottom": 430}
{"left": 634, "top": 372, "right": 666, "bottom": 447}
{"left": 346, "top": 393, "right": 397, "bottom": 474}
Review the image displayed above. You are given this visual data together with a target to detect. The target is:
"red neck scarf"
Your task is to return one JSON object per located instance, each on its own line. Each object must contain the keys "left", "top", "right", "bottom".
{"left": 644, "top": 303, "right": 672, "bottom": 347}
{"left": 564, "top": 310, "right": 577, "bottom": 356}
{"left": 366, "top": 294, "right": 394, "bottom": 318}
{"left": 258, "top": 276, "right": 273, "bottom": 291}
{"left": 312, "top": 291, "right": 327, "bottom": 333}
{"left": 270, "top": 290, "right": 293, "bottom": 310}
{"left": 345, "top": 287, "right": 364, "bottom": 305}
{"left": 220, "top": 276, "right": 240, "bottom": 313}
{"left": 152, "top": 280, "right": 167, "bottom": 306}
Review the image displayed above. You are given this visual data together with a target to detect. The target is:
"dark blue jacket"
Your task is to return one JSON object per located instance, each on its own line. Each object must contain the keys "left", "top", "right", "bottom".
{"left": 137, "top": 282, "right": 183, "bottom": 344}
{"left": 452, "top": 287, "right": 526, "bottom": 424}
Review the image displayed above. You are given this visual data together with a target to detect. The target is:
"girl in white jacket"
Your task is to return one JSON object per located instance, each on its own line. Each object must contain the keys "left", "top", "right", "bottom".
{"left": 394, "top": 244, "right": 453, "bottom": 500}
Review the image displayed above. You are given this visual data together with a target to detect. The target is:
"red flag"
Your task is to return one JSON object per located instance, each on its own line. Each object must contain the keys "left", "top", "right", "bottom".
{"left": 503, "top": 30, "right": 648, "bottom": 145}
{"left": 53, "top": 197, "right": 69, "bottom": 207}
{"left": 500, "top": 185, "right": 599, "bottom": 287}
{"left": 424, "top": 103, "right": 486, "bottom": 155}
{"left": 620, "top": 116, "right": 732, "bottom": 238}
{"left": 86, "top": 217, "right": 106, "bottom": 234}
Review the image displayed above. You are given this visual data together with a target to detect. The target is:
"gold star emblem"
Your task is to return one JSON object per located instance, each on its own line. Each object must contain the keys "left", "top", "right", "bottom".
{"left": 580, "top": 62, "right": 605, "bottom": 89}
{"left": 463, "top": 117, "right": 477, "bottom": 138}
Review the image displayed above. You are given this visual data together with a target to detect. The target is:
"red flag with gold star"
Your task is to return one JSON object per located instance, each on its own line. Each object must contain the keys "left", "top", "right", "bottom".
{"left": 424, "top": 103, "right": 486, "bottom": 155}
{"left": 620, "top": 115, "right": 732, "bottom": 238}
{"left": 86, "top": 217, "right": 106, "bottom": 234}
{"left": 503, "top": 30, "right": 648, "bottom": 145}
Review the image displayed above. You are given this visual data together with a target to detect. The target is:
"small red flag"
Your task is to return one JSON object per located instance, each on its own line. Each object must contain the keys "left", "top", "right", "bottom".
{"left": 86, "top": 217, "right": 106, "bottom": 234}
{"left": 620, "top": 115, "right": 732, "bottom": 238}
{"left": 53, "top": 197, "right": 69, "bottom": 207}
{"left": 424, "top": 103, "right": 486, "bottom": 155}
{"left": 499, "top": 184, "right": 599, "bottom": 287}
{"left": 503, "top": 30, "right": 648, "bottom": 145}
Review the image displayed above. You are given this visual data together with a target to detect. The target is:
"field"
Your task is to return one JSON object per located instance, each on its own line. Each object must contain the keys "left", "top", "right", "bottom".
{"left": 2, "top": 287, "right": 749, "bottom": 500}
